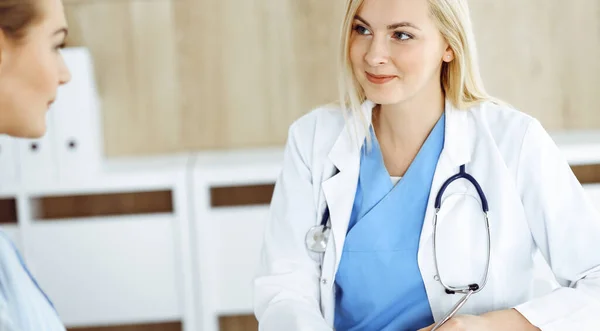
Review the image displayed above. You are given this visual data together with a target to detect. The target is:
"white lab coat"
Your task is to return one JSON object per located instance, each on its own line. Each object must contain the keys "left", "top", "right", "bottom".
{"left": 253, "top": 99, "right": 600, "bottom": 331}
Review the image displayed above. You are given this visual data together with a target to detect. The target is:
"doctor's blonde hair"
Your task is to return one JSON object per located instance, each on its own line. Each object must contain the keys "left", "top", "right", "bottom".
{"left": 338, "top": 0, "right": 500, "bottom": 139}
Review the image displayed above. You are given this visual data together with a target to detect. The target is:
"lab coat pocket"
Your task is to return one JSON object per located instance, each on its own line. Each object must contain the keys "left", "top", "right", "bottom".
{"left": 434, "top": 191, "right": 490, "bottom": 291}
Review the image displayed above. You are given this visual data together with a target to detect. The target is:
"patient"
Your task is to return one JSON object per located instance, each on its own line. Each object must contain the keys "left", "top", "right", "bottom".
{"left": 0, "top": 0, "right": 71, "bottom": 329}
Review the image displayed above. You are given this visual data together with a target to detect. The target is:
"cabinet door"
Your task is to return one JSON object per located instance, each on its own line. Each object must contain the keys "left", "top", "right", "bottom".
{"left": 27, "top": 215, "right": 181, "bottom": 326}
{"left": 24, "top": 187, "right": 182, "bottom": 327}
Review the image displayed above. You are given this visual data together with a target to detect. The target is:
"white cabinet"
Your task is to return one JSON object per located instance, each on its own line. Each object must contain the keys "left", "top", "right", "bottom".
{"left": 188, "top": 148, "right": 283, "bottom": 331}
{"left": 27, "top": 215, "right": 180, "bottom": 326}
{"left": 10, "top": 155, "right": 197, "bottom": 331}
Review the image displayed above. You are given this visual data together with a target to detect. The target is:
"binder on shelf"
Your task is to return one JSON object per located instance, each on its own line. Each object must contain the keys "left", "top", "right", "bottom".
{"left": 18, "top": 110, "right": 59, "bottom": 188}
{"left": 53, "top": 47, "right": 103, "bottom": 182}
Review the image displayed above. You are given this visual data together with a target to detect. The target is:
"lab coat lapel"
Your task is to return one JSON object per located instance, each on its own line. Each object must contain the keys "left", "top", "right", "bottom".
{"left": 322, "top": 100, "right": 374, "bottom": 275}
{"left": 358, "top": 129, "right": 394, "bottom": 219}
{"left": 419, "top": 100, "right": 473, "bottom": 251}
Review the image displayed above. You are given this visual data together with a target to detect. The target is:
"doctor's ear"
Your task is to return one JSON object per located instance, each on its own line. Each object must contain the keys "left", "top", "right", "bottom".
{"left": 443, "top": 50, "right": 454, "bottom": 63}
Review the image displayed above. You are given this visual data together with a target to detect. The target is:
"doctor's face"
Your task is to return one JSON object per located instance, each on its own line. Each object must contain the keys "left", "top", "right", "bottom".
{"left": 0, "top": 0, "right": 71, "bottom": 138}
{"left": 349, "top": 0, "right": 453, "bottom": 106}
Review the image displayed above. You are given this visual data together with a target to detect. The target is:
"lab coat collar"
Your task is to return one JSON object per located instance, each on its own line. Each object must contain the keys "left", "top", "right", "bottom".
{"left": 326, "top": 98, "right": 473, "bottom": 184}
{"left": 322, "top": 98, "right": 474, "bottom": 275}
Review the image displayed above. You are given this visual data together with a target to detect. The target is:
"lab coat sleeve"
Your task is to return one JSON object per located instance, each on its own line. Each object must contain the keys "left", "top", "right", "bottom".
{"left": 253, "top": 121, "right": 332, "bottom": 331}
{"left": 513, "top": 119, "right": 600, "bottom": 330}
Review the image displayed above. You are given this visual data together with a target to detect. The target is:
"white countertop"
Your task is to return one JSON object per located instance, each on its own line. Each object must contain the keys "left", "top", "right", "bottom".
{"left": 551, "top": 130, "right": 600, "bottom": 165}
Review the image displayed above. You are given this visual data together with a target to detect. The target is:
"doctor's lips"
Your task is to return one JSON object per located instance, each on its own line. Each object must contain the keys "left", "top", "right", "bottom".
{"left": 366, "top": 72, "right": 397, "bottom": 84}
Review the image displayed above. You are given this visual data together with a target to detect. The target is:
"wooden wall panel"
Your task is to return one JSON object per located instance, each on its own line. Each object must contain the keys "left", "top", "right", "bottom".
{"left": 63, "top": 0, "right": 600, "bottom": 157}
{"left": 129, "top": 0, "right": 182, "bottom": 153}
{"left": 65, "top": 1, "right": 137, "bottom": 155}
{"left": 64, "top": 0, "right": 184, "bottom": 156}
{"left": 559, "top": 1, "right": 600, "bottom": 130}
{"left": 470, "top": 0, "right": 600, "bottom": 130}
{"left": 172, "top": 0, "right": 345, "bottom": 150}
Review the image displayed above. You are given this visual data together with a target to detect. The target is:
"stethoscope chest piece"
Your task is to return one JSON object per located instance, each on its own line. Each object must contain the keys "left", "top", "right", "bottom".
{"left": 305, "top": 225, "right": 330, "bottom": 253}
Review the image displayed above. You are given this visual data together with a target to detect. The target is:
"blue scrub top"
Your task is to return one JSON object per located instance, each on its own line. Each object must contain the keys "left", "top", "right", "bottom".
{"left": 0, "top": 230, "right": 66, "bottom": 331}
{"left": 334, "top": 113, "right": 445, "bottom": 331}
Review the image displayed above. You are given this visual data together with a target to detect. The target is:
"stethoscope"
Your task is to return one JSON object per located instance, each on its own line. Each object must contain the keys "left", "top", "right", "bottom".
{"left": 305, "top": 164, "right": 491, "bottom": 330}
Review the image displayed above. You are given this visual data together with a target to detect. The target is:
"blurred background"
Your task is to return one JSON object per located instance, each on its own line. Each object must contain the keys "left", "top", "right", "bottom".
{"left": 0, "top": 0, "right": 599, "bottom": 331}
{"left": 62, "top": 0, "right": 600, "bottom": 157}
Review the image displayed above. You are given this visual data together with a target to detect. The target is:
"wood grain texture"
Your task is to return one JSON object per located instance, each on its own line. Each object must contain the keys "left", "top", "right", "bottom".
{"left": 63, "top": 0, "right": 600, "bottom": 156}
{"left": 210, "top": 184, "right": 275, "bottom": 207}
{"left": 469, "top": 0, "right": 600, "bottom": 130}
{"left": 173, "top": 0, "right": 345, "bottom": 150}
{"left": 64, "top": 0, "right": 183, "bottom": 156}
{"left": 33, "top": 190, "right": 173, "bottom": 220}
{"left": 0, "top": 198, "right": 17, "bottom": 224}
{"left": 219, "top": 315, "right": 258, "bottom": 331}
{"left": 572, "top": 164, "right": 600, "bottom": 184}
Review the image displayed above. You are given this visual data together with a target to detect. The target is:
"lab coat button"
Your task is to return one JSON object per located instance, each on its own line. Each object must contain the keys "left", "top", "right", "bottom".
{"left": 321, "top": 278, "right": 328, "bottom": 285}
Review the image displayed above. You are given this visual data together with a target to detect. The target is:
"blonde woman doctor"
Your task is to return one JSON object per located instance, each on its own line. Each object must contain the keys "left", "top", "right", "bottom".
{"left": 254, "top": 0, "right": 600, "bottom": 330}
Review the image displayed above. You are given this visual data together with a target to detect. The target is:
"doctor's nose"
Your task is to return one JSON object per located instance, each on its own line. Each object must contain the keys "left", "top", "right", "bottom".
{"left": 364, "top": 38, "right": 389, "bottom": 67}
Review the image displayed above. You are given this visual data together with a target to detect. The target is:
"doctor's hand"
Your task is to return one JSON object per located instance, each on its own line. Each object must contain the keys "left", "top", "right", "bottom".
{"left": 417, "top": 309, "right": 540, "bottom": 331}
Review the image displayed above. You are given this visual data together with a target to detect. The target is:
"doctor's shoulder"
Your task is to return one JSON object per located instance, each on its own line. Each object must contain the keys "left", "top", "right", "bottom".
{"left": 469, "top": 100, "right": 569, "bottom": 177}
{"left": 469, "top": 100, "right": 553, "bottom": 148}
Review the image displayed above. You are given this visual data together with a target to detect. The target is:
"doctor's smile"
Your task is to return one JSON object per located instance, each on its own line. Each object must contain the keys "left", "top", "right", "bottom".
{"left": 254, "top": 0, "right": 600, "bottom": 330}
{"left": 366, "top": 72, "right": 398, "bottom": 84}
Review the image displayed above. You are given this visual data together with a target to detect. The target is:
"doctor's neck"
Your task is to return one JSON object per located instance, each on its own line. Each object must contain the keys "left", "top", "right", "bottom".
{"left": 373, "top": 85, "right": 445, "bottom": 151}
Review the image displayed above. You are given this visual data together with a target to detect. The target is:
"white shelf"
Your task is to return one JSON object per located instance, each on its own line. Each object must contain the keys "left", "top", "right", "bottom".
{"left": 552, "top": 130, "right": 600, "bottom": 165}
{"left": 29, "top": 212, "right": 175, "bottom": 224}
{"left": 0, "top": 186, "right": 19, "bottom": 197}
{"left": 101, "top": 153, "right": 192, "bottom": 174}
{"left": 192, "top": 148, "right": 283, "bottom": 186}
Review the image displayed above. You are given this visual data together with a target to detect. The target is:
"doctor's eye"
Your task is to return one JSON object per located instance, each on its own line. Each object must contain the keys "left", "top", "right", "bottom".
{"left": 393, "top": 31, "right": 413, "bottom": 41}
{"left": 352, "top": 24, "right": 371, "bottom": 36}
